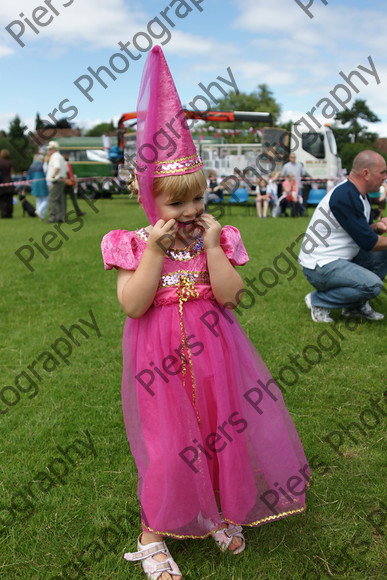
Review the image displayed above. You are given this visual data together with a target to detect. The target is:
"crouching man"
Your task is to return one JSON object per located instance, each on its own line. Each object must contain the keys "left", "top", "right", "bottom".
{"left": 299, "top": 150, "right": 387, "bottom": 322}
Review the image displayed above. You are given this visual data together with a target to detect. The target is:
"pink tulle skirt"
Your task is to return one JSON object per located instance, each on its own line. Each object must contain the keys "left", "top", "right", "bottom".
{"left": 122, "top": 288, "right": 310, "bottom": 538}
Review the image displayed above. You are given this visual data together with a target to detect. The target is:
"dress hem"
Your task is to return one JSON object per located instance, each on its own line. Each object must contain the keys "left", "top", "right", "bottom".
{"left": 141, "top": 503, "right": 308, "bottom": 540}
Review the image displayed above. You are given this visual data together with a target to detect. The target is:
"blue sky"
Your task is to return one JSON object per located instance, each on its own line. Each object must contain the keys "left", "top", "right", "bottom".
{"left": 1, "top": 0, "right": 386, "bottom": 138}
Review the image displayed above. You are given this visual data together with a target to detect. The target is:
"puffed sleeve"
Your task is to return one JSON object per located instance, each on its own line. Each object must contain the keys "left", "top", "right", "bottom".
{"left": 219, "top": 225, "right": 249, "bottom": 265}
{"left": 101, "top": 229, "right": 145, "bottom": 271}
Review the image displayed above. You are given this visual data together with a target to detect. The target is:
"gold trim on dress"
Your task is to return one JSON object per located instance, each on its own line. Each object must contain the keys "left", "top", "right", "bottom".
{"left": 141, "top": 502, "right": 309, "bottom": 539}
{"left": 176, "top": 274, "right": 201, "bottom": 425}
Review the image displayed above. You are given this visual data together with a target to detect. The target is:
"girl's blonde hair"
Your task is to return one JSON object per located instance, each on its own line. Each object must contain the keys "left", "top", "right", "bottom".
{"left": 152, "top": 169, "right": 207, "bottom": 201}
{"left": 127, "top": 167, "right": 207, "bottom": 205}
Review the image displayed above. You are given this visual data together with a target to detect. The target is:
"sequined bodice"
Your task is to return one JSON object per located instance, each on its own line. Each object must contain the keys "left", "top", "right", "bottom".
{"left": 136, "top": 228, "right": 211, "bottom": 290}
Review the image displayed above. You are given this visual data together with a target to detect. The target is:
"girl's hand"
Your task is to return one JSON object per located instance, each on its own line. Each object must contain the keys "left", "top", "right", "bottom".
{"left": 147, "top": 219, "right": 177, "bottom": 254}
{"left": 195, "top": 213, "right": 222, "bottom": 250}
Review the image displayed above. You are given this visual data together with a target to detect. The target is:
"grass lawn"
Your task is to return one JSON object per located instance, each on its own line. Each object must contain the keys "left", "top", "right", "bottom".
{"left": 0, "top": 195, "right": 385, "bottom": 579}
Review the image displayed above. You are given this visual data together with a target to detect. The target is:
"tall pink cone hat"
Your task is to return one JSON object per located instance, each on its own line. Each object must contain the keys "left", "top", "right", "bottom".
{"left": 136, "top": 45, "right": 204, "bottom": 225}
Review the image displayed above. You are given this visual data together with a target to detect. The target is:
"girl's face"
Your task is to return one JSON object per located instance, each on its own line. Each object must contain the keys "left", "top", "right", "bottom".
{"left": 154, "top": 188, "right": 205, "bottom": 227}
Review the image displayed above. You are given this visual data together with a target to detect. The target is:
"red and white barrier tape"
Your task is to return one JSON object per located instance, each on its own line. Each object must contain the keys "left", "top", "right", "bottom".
{"left": 1, "top": 175, "right": 339, "bottom": 189}
{"left": 0, "top": 176, "right": 117, "bottom": 188}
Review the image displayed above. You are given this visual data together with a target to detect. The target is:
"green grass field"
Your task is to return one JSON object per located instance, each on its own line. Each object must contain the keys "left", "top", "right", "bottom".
{"left": 0, "top": 195, "right": 385, "bottom": 579}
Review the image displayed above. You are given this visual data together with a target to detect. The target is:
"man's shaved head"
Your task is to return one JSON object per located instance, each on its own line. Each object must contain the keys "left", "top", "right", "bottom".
{"left": 351, "top": 150, "right": 384, "bottom": 175}
{"left": 349, "top": 149, "right": 387, "bottom": 195}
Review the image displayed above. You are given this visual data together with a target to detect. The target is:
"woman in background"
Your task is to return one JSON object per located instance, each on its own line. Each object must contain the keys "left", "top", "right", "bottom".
{"left": 28, "top": 154, "right": 49, "bottom": 220}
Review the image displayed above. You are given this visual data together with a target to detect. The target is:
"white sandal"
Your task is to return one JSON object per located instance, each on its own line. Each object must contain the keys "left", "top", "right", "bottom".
{"left": 211, "top": 523, "right": 246, "bottom": 555}
{"left": 124, "top": 534, "right": 182, "bottom": 579}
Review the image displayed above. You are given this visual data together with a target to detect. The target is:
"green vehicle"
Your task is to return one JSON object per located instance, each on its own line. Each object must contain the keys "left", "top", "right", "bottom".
{"left": 56, "top": 136, "right": 112, "bottom": 176}
{"left": 56, "top": 136, "right": 125, "bottom": 198}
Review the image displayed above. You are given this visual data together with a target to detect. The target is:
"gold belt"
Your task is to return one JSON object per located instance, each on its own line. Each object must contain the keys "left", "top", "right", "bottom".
{"left": 176, "top": 274, "right": 201, "bottom": 424}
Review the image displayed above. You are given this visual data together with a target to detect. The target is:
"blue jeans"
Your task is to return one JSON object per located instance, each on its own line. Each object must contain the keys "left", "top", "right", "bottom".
{"left": 302, "top": 249, "right": 387, "bottom": 309}
{"left": 35, "top": 196, "right": 48, "bottom": 219}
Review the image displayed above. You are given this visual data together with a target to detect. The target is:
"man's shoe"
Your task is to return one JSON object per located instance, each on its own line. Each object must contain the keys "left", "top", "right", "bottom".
{"left": 305, "top": 292, "right": 334, "bottom": 323}
{"left": 342, "top": 301, "right": 384, "bottom": 321}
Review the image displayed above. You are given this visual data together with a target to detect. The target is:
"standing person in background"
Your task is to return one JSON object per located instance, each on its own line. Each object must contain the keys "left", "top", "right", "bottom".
{"left": 282, "top": 173, "right": 302, "bottom": 217}
{"left": 45, "top": 141, "right": 67, "bottom": 223}
{"left": 267, "top": 171, "right": 280, "bottom": 217}
{"left": 267, "top": 171, "right": 280, "bottom": 201}
{"left": 0, "top": 149, "right": 15, "bottom": 219}
{"left": 281, "top": 153, "right": 309, "bottom": 199}
{"left": 63, "top": 155, "right": 86, "bottom": 217}
{"left": 27, "top": 154, "right": 49, "bottom": 220}
{"left": 255, "top": 177, "right": 270, "bottom": 218}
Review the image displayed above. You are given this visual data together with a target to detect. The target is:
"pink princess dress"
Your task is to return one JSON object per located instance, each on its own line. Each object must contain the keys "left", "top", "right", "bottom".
{"left": 101, "top": 225, "right": 311, "bottom": 539}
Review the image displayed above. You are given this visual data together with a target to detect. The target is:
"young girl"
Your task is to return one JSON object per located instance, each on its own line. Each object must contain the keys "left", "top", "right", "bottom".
{"left": 255, "top": 177, "right": 270, "bottom": 218}
{"left": 282, "top": 173, "right": 302, "bottom": 217}
{"left": 101, "top": 46, "right": 310, "bottom": 580}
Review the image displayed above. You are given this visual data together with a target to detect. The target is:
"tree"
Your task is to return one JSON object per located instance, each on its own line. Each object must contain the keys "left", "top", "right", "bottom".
{"left": 6, "top": 116, "right": 34, "bottom": 172}
{"left": 215, "top": 84, "right": 281, "bottom": 124}
{"left": 279, "top": 120, "right": 293, "bottom": 133}
{"left": 0, "top": 136, "right": 34, "bottom": 173}
{"left": 86, "top": 121, "right": 116, "bottom": 137}
{"left": 338, "top": 142, "right": 387, "bottom": 173}
{"left": 334, "top": 99, "right": 380, "bottom": 143}
{"left": 8, "top": 115, "right": 26, "bottom": 140}
{"left": 55, "top": 118, "right": 73, "bottom": 129}
{"left": 35, "top": 113, "right": 44, "bottom": 131}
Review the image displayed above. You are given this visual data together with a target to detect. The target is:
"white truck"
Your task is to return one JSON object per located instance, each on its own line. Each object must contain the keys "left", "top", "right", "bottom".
{"left": 261, "top": 122, "right": 342, "bottom": 193}
{"left": 119, "top": 109, "right": 343, "bottom": 195}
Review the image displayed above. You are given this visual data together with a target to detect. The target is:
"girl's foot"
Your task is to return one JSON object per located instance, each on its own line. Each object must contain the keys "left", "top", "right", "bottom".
{"left": 212, "top": 523, "right": 246, "bottom": 555}
{"left": 142, "top": 533, "right": 182, "bottom": 580}
{"left": 124, "top": 532, "right": 182, "bottom": 580}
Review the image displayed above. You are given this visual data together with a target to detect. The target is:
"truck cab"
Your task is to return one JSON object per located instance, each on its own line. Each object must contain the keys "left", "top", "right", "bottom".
{"left": 291, "top": 122, "right": 342, "bottom": 192}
